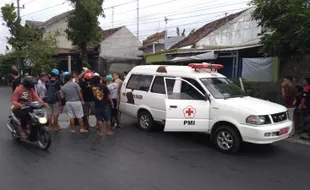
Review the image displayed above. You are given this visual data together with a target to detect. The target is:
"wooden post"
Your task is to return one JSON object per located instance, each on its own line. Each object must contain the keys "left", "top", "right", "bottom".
{"left": 68, "top": 55, "right": 72, "bottom": 73}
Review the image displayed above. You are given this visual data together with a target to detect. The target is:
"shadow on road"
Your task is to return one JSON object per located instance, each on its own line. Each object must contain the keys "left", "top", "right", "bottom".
{"left": 131, "top": 123, "right": 283, "bottom": 158}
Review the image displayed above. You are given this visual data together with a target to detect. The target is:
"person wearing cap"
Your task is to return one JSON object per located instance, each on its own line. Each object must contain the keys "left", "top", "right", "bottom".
{"left": 92, "top": 75, "right": 114, "bottom": 136}
{"left": 45, "top": 69, "right": 62, "bottom": 131}
{"left": 106, "top": 74, "right": 119, "bottom": 128}
{"left": 79, "top": 71, "right": 95, "bottom": 130}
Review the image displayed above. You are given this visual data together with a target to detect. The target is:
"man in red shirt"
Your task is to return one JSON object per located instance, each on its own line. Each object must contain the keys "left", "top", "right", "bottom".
{"left": 299, "top": 78, "right": 310, "bottom": 135}
{"left": 11, "top": 76, "right": 46, "bottom": 137}
{"left": 281, "top": 76, "right": 296, "bottom": 136}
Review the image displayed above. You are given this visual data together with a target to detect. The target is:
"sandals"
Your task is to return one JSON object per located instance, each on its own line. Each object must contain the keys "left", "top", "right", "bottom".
{"left": 97, "top": 132, "right": 104, "bottom": 137}
{"left": 80, "top": 129, "right": 89, "bottom": 133}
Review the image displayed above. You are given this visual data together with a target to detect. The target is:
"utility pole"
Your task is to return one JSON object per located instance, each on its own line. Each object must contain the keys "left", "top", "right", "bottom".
{"left": 164, "top": 17, "right": 168, "bottom": 39}
{"left": 137, "top": 0, "right": 139, "bottom": 39}
{"left": 111, "top": 6, "right": 114, "bottom": 28}
{"left": 15, "top": 0, "right": 25, "bottom": 75}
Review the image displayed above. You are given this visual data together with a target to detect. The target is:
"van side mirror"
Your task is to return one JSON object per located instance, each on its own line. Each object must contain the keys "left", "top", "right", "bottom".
{"left": 205, "top": 93, "right": 211, "bottom": 102}
{"left": 245, "top": 89, "right": 252, "bottom": 95}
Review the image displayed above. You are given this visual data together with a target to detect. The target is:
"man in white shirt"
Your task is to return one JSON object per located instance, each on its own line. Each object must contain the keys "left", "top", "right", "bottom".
{"left": 35, "top": 72, "right": 47, "bottom": 100}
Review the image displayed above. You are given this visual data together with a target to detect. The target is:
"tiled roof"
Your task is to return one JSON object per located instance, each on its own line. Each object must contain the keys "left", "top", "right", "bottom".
{"left": 101, "top": 26, "right": 123, "bottom": 40}
{"left": 169, "top": 10, "right": 247, "bottom": 49}
{"left": 25, "top": 20, "right": 44, "bottom": 28}
{"left": 142, "top": 30, "right": 166, "bottom": 47}
{"left": 38, "top": 10, "right": 74, "bottom": 29}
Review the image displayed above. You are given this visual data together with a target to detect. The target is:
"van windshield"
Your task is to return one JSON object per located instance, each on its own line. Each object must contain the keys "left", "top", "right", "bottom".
{"left": 200, "top": 78, "right": 246, "bottom": 99}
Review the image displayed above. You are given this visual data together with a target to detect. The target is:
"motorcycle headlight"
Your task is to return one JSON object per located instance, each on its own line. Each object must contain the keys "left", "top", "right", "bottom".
{"left": 38, "top": 117, "right": 47, "bottom": 124}
{"left": 246, "top": 115, "right": 271, "bottom": 125}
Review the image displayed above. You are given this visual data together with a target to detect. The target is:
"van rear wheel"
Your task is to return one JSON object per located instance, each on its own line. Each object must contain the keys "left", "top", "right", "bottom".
{"left": 213, "top": 125, "right": 241, "bottom": 154}
{"left": 138, "top": 111, "right": 154, "bottom": 131}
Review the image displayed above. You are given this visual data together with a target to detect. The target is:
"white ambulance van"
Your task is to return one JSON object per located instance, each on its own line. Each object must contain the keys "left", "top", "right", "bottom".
{"left": 119, "top": 63, "right": 292, "bottom": 153}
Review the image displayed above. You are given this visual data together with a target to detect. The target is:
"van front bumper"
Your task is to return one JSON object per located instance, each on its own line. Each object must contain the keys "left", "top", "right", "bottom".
{"left": 238, "top": 120, "right": 293, "bottom": 144}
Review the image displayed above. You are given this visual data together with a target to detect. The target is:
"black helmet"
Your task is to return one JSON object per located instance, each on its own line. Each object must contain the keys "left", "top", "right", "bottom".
{"left": 22, "top": 76, "right": 37, "bottom": 89}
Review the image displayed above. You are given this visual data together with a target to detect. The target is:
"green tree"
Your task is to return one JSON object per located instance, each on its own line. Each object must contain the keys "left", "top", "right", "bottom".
{"left": 25, "top": 33, "right": 58, "bottom": 73}
{"left": 1, "top": 3, "right": 58, "bottom": 74}
{"left": 0, "top": 52, "right": 18, "bottom": 76}
{"left": 65, "top": 0, "right": 104, "bottom": 67}
{"left": 252, "top": 0, "right": 310, "bottom": 57}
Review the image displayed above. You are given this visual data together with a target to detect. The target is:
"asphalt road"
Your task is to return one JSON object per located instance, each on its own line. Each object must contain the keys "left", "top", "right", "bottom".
{"left": 1, "top": 87, "right": 310, "bottom": 190}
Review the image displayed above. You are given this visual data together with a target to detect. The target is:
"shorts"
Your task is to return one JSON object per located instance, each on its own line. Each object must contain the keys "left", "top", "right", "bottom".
{"left": 83, "top": 101, "right": 95, "bottom": 116}
{"left": 65, "top": 101, "right": 84, "bottom": 119}
{"left": 47, "top": 103, "right": 61, "bottom": 116}
{"left": 95, "top": 107, "right": 111, "bottom": 121}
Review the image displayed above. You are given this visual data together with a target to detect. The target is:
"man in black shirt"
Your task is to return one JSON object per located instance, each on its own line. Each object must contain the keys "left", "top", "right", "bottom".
{"left": 92, "top": 75, "right": 114, "bottom": 136}
{"left": 79, "top": 72, "right": 95, "bottom": 130}
{"left": 11, "top": 70, "right": 21, "bottom": 92}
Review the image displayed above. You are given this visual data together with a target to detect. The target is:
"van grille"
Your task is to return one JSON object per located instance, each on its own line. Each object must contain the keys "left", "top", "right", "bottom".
{"left": 271, "top": 112, "right": 287, "bottom": 123}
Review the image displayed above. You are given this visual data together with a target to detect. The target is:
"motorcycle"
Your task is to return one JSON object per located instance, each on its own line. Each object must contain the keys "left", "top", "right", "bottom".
{"left": 7, "top": 100, "right": 51, "bottom": 151}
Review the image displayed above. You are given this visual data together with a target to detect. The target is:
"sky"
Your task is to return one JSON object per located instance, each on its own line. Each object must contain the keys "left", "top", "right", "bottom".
{"left": 0, "top": 0, "right": 250, "bottom": 54}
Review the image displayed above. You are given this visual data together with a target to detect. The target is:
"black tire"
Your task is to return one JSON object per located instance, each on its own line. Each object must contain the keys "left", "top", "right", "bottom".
{"left": 11, "top": 132, "right": 20, "bottom": 141}
{"left": 37, "top": 130, "right": 51, "bottom": 151}
{"left": 138, "top": 111, "right": 154, "bottom": 131}
{"left": 213, "top": 125, "right": 241, "bottom": 154}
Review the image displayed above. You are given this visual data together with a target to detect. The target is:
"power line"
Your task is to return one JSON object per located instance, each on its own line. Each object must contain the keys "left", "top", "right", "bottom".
{"left": 21, "top": 1, "right": 66, "bottom": 17}
{"left": 109, "top": 1, "right": 249, "bottom": 26}
{"left": 23, "top": 0, "right": 37, "bottom": 5}
{"left": 114, "top": 0, "right": 179, "bottom": 15}
{"left": 109, "top": 6, "right": 248, "bottom": 28}
{"left": 103, "top": 0, "right": 137, "bottom": 10}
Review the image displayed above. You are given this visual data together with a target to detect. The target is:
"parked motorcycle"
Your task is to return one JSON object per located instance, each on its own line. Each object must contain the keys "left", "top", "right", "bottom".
{"left": 7, "top": 100, "right": 51, "bottom": 151}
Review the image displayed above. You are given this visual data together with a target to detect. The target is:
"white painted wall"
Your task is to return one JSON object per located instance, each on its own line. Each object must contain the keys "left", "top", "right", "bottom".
{"left": 43, "top": 18, "right": 73, "bottom": 49}
{"left": 196, "top": 9, "right": 261, "bottom": 48}
{"left": 100, "top": 27, "right": 142, "bottom": 58}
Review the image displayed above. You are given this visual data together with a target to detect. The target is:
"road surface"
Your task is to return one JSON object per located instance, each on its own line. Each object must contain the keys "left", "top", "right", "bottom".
{"left": 0, "top": 87, "right": 309, "bottom": 190}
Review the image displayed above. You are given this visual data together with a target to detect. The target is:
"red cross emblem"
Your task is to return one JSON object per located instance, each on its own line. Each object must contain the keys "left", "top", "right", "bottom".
{"left": 183, "top": 106, "right": 196, "bottom": 118}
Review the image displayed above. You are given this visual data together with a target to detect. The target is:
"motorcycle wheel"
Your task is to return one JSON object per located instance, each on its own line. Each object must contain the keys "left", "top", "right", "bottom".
{"left": 37, "top": 130, "right": 51, "bottom": 151}
{"left": 11, "top": 132, "right": 20, "bottom": 141}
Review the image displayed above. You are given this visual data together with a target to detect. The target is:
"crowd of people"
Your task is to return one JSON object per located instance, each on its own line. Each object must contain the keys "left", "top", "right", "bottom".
{"left": 281, "top": 76, "right": 310, "bottom": 138}
{"left": 10, "top": 67, "right": 125, "bottom": 138}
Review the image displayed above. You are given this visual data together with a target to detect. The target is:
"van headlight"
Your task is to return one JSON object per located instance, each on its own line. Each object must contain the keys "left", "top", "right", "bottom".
{"left": 38, "top": 117, "right": 47, "bottom": 124}
{"left": 246, "top": 115, "right": 271, "bottom": 125}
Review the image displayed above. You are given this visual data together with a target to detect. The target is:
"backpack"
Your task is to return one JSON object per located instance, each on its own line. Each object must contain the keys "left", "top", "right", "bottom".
{"left": 45, "top": 80, "right": 58, "bottom": 104}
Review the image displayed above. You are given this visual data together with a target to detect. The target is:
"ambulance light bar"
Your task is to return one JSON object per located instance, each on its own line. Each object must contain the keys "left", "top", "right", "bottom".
{"left": 188, "top": 63, "right": 224, "bottom": 73}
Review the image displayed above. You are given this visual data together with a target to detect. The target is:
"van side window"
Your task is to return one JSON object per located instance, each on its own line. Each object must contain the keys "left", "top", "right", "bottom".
{"left": 138, "top": 75, "right": 153, "bottom": 91}
{"left": 151, "top": 76, "right": 175, "bottom": 94}
{"left": 183, "top": 78, "right": 205, "bottom": 94}
{"left": 180, "top": 78, "right": 205, "bottom": 100}
{"left": 127, "top": 75, "right": 140, "bottom": 89}
{"left": 126, "top": 74, "right": 153, "bottom": 91}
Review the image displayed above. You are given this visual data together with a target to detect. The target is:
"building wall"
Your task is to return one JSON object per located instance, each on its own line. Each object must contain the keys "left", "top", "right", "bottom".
{"left": 100, "top": 27, "right": 142, "bottom": 58}
{"left": 43, "top": 18, "right": 73, "bottom": 49}
{"left": 143, "top": 44, "right": 165, "bottom": 54}
{"left": 196, "top": 9, "right": 262, "bottom": 48}
{"left": 160, "top": 36, "right": 185, "bottom": 49}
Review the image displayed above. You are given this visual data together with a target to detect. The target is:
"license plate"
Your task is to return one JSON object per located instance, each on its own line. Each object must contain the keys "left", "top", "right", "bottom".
{"left": 279, "top": 127, "right": 289, "bottom": 135}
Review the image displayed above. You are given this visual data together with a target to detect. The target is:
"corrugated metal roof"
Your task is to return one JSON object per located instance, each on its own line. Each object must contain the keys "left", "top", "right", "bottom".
{"left": 170, "top": 10, "right": 247, "bottom": 49}
{"left": 212, "top": 44, "right": 262, "bottom": 52}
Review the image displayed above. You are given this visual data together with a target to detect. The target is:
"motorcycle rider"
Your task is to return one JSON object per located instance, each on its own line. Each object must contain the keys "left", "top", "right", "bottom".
{"left": 11, "top": 76, "right": 47, "bottom": 138}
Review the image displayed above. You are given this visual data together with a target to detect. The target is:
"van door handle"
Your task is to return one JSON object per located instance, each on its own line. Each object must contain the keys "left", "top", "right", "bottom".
{"left": 170, "top": 105, "right": 177, "bottom": 108}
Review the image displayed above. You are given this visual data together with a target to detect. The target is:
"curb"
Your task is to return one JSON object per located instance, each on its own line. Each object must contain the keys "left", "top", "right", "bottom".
{"left": 285, "top": 137, "right": 310, "bottom": 145}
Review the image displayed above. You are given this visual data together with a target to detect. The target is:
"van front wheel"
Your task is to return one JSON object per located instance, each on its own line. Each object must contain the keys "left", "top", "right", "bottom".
{"left": 138, "top": 111, "right": 153, "bottom": 131}
{"left": 213, "top": 126, "right": 241, "bottom": 154}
